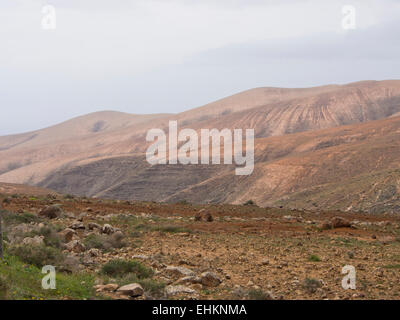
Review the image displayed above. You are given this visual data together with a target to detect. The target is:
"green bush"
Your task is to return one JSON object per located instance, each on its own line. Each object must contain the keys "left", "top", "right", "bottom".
{"left": 308, "top": 255, "right": 321, "bottom": 262}
{"left": 100, "top": 259, "right": 153, "bottom": 279}
{"left": 3, "top": 211, "right": 41, "bottom": 225}
{"left": 243, "top": 200, "right": 256, "bottom": 206}
{"left": 25, "top": 226, "right": 61, "bottom": 248}
{"left": 83, "top": 234, "right": 107, "bottom": 250}
{"left": 8, "top": 245, "right": 65, "bottom": 268}
{"left": 83, "top": 233, "right": 126, "bottom": 251}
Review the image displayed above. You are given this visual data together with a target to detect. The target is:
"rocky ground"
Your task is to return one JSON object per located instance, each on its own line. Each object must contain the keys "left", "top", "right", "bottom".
{"left": 1, "top": 193, "right": 400, "bottom": 300}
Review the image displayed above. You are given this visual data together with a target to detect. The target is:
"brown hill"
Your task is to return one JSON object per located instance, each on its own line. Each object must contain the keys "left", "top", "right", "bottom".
{"left": 1, "top": 80, "right": 400, "bottom": 213}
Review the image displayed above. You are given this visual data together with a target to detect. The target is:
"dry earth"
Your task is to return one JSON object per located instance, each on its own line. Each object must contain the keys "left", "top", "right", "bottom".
{"left": 2, "top": 190, "right": 400, "bottom": 300}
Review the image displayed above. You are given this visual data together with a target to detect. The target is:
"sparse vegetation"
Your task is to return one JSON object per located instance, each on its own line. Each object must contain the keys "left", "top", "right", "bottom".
{"left": 383, "top": 264, "right": 400, "bottom": 269}
{"left": 308, "top": 254, "right": 321, "bottom": 262}
{"left": 25, "top": 225, "right": 62, "bottom": 248}
{"left": 0, "top": 254, "right": 95, "bottom": 300}
{"left": 100, "top": 259, "right": 154, "bottom": 279}
{"left": 116, "top": 273, "right": 165, "bottom": 298}
{"left": 247, "top": 289, "right": 273, "bottom": 300}
{"left": 2, "top": 189, "right": 400, "bottom": 300}
{"left": 302, "top": 278, "right": 322, "bottom": 294}
{"left": 153, "top": 225, "right": 191, "bottom": 234}
{"left": 243, "top": 200, "right": 256, "bottom": 206}
{"left": 8, "top": 245, "right": 65, "bottom": 268}
{"left": 83, "top": 233, "right": 126, "bottom": 251}
{"left": 3, "top": 211, "right": 41, "bottom": 225}
{"left": 0, "top": 276, "right": 8, "bottom": 300}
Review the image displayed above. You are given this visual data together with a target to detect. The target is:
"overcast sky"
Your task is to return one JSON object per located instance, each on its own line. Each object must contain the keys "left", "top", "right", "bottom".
{"left": 1, "top": 0, "right": 400, "bottom": 135}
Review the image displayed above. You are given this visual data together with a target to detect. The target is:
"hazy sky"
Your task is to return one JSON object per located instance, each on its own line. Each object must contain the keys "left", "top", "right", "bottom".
{"left": 1, "top": 0, "right": 400, "bottom": 135}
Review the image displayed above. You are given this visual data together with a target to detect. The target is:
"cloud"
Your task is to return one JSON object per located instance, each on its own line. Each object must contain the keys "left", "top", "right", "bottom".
{"left": 0, "top": 0, "right": 399, "bottom": 134}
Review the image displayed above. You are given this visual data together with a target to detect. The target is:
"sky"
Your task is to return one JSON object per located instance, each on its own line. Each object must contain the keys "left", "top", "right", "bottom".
{"left": 0, "top": 0, "right": 400, "bottom": 135}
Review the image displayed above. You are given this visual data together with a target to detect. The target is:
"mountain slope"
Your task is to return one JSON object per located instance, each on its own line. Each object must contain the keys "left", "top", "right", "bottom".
{"left": 1, "top": 80, "right": 400, "bottom": 213}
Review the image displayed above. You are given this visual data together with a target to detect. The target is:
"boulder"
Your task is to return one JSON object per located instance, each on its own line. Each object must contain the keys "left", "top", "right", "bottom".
{"left": 101, "top": 224, "right": 115, "bottom": 235}
{"left": 39, "top": 205, "right": 62, "bottom": 219}
{"left": 165, "top": 266, "right": 195, "bottom": 278}
{"left": 320, "top": 221, "right": 332, "bottom": 230}
{"left": 22, "top": 235, "right": 44, "bottom": 246}
{"left": 200, "top": 272, "right": 222, "bottom": 287}
{"left": 195, "top": 209, "right": 205, "bottom": 221}
{"left": 65, "top": 240, "right": 86, "bottom": 253}
{"left": 95, "top": 284, "right": 119, "bottom": 293}
{"left": 88, "top": 222, "right": 101, "bottom": 230}
{"left": 204, "top": 212, "right": 213, "bottom": 222}
{"left": 331, "top": 217, "right": 351, "bottom": 229}
{"left": 177, "top": 276, "right": 201, "bottom": 285}
{"left": 117, "top": 283, "right": 144, "bottom": 297}
{"left": 58, "top": 228, "right": 76, "bottom": 243}
{"left": 69, "top": 222, "right": 85, "bottom": 230}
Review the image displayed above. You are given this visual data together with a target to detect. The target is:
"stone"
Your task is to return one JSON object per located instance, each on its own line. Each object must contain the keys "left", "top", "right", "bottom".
{"left": 117, "top": 283, "right": 144, "bottom": 297}
{"left": 331, "top": 217, "right": 351, "bottom": 229}
{"left": 200, "top": 272, "right": 221, "bottom": 287}
{"left": 95, "top": 284, "right": 119, "bottom": 292}
{"left": 58, "top": 228, "right": 76, "bottom": 243}
{"left": 87, "top": 248, "right": 101, "bottom": 257}
{"left": 69, "top": 222, "right": 85, "bottom": 230}
{"left": 22, "top": 235, "right": 44, "bottom": 246}
{"left": 204, "top": 212, "right": 213, "bottom": 222}
{"left": 65, "top": 240, "right": 86, "bottom": 253}
{"left": 165, "top": 285, "right": 196, "bottom": 297}
{"left": 194, "top": 212, "right": 202, "bottom": 221}
{"left": 132, "top": 254, "right": 151, "bottom": 260}
{"left": 177, "top": 276, "right": 201, "bottom": 285}
{"left": 165, "top": 266, "right": 195, "bottom": 278}
{"left": 260, "top": 258, "right": 269, "bottom": 266}
{"left": 39, "top": 205, "right": 62, "bottom": 219}
{"left": 101, "top": 224, "right": 115, "bottom": 235}
{"left": 88, "top": 222, "right": 101, "bottom": 230}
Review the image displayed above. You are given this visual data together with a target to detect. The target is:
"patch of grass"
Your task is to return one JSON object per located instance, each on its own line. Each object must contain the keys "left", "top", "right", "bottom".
{"left": 83, "top": 233, "right": 126, "bottom": 251}
{"left": 0, "top": 254, "right": 96, "bottom": 300}
{"left": 0, "top": 276, "right": 8, "bottom": 300}
{"left": 308, "top": 254, "right": 321, "bottom": 262}
{"left": 243, "top": 200, "right": 256, "bottom": 206}
{"left": 100, "top": 259, "right": 153, "bottom": 279}
{"left": 334, "top": 237, "right": 369, "bottom": 248}
{"left": 153, "top": 225, "right": 191, "bottom": 234}
{"left": 176, "top": 200, "right": 190, "bottom": 205}
{"left": 8, "top": 245, "right": 65, "bottom": 268}
{"left": 134, "top": 223, "right": 191, "bottom": 234}
{"left": 247, "top": 289, "right": 273, "bottom": 300}
{"left": 116, "top": 273, "right": 165, "bottom": 298}
{"left": 383, "top": 264, "right": 400, "bottom": 269}
{"left": 25, "top": 226, "right": 61, "bottom": 248}
{"left": 3, "top": 211, "right": 41, "bottom": 225}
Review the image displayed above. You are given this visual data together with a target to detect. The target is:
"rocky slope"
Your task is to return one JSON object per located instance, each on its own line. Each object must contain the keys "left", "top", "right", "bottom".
{"left": 1, "top": 80, "right": 400, "bottom": 212}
